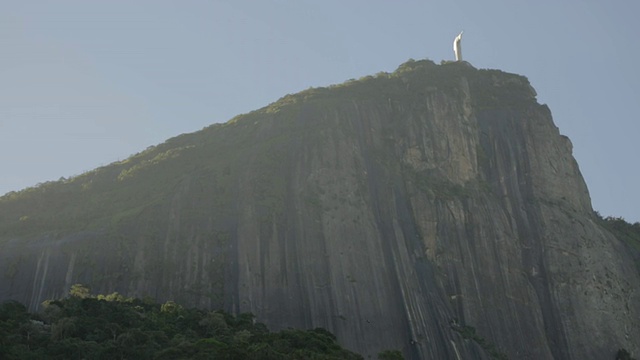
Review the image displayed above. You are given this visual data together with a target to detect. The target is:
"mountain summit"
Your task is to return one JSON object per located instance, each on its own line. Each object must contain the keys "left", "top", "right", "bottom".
{"left": 1, "top": 59, "right": 638, "bottom": 359}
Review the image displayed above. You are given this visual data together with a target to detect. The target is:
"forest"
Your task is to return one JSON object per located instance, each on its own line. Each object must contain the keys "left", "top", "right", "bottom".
{"left": 0, "top": 285, "right": 401, "bottom": 360}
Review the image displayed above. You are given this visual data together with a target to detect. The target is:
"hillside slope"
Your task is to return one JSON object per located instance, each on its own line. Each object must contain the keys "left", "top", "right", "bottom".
{"left": 1, "top": 60, "right": 638, "bottom": 359}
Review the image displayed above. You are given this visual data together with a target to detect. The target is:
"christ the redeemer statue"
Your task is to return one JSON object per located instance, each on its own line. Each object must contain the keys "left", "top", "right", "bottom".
{"left": 453, "top": 31, "right": 463, "bottom": 61}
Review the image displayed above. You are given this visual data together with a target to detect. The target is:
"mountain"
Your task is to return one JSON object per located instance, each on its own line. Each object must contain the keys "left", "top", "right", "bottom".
{"left": 1, "top": 59, "right": 638, "bottom": 359}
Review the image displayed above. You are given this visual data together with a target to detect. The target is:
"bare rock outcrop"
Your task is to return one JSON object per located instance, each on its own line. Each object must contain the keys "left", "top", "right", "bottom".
{"left": 0, "top": 60, "right": 637, "bottom": 359}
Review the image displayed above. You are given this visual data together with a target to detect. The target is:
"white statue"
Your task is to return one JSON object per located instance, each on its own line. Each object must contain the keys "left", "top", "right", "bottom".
{"left": 453, "top": 31, "right": 463, "bottom": 61}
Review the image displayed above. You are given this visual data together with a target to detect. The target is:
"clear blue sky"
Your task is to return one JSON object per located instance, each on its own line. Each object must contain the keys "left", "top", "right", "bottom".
{"left": 1, "top": 1, "right": 638, "bottom": 222}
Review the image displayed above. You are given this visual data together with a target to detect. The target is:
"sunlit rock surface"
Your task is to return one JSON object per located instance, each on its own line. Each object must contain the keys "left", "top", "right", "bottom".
{"left": 1, "top": 60, "right": 637, "bottom": 359}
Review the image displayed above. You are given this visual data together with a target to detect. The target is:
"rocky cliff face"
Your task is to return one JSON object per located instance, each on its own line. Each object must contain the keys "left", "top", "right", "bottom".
{"left": 0, "top": 60, "right": 638, "bottom": 359}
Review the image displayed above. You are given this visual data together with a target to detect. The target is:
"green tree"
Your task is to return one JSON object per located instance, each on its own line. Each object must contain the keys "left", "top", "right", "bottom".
{"left": 0, "top": 295, "right": 365, "bottom": 359}
{"left": 378, "top": 349, "right": 404, "bottom": 360}
{"left": 160, "top": 300, "right": 183, "bottom": 314}
{"left": 198, "top": 311, "right": 228, "bottom": 337}
{"left": 69, "top": 284, "right": 91, "bottom": 299}
{"left": 51, "top": 317, "right": 77, "bottom": 341}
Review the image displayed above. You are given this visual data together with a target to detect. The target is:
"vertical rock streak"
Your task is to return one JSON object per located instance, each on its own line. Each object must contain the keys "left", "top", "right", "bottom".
{"left": 0, "top": 61, "right": 637, "bottom": 359}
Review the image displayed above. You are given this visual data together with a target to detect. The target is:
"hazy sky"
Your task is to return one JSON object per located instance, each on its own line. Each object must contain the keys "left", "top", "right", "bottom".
{"left": 1, "top": 1, "right": 638, "bottom": 222}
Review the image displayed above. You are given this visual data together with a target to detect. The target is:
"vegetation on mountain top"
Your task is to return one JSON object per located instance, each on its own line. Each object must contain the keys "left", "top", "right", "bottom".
{"left": 0, "top": 58, "right": 636, "bottom": 359}
{"left": 597, "top": 213, "right": 640, "bottom": 273}
{"left": 0, "top": 59, "right": 537, "bottom": 241}
{"left": 598, "top": 215, "right": 640, "bottom": 251}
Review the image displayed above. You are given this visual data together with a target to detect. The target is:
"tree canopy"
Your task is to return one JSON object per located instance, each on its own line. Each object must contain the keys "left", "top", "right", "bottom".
{"left": 0, "top": 286, "right": 364, "bottom": 360}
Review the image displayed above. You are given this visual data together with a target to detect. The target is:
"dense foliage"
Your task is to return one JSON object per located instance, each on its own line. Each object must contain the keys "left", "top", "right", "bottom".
{"left": 598, "top": 215, "right": 640, "bottom": 251}
{"left": 0, "top": 287, "right": 364, "bottom": 360}
{"left": 597, "top": 214, "right": 640, "bottom": 273}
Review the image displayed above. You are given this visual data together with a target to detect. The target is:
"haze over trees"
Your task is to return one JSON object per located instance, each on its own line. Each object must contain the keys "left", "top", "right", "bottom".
{"left": 0, "top": 285, "right": 369, "bottom": 360}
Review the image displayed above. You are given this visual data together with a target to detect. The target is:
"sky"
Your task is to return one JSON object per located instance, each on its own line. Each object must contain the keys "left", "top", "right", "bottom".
{"left": 0, "top": 1, "right": 638, "bottom": 222}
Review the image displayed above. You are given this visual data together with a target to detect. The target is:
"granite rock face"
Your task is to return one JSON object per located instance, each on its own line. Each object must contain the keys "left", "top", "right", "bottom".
{"left": 0, "top": 60, "right": 637, "bottom": 359}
